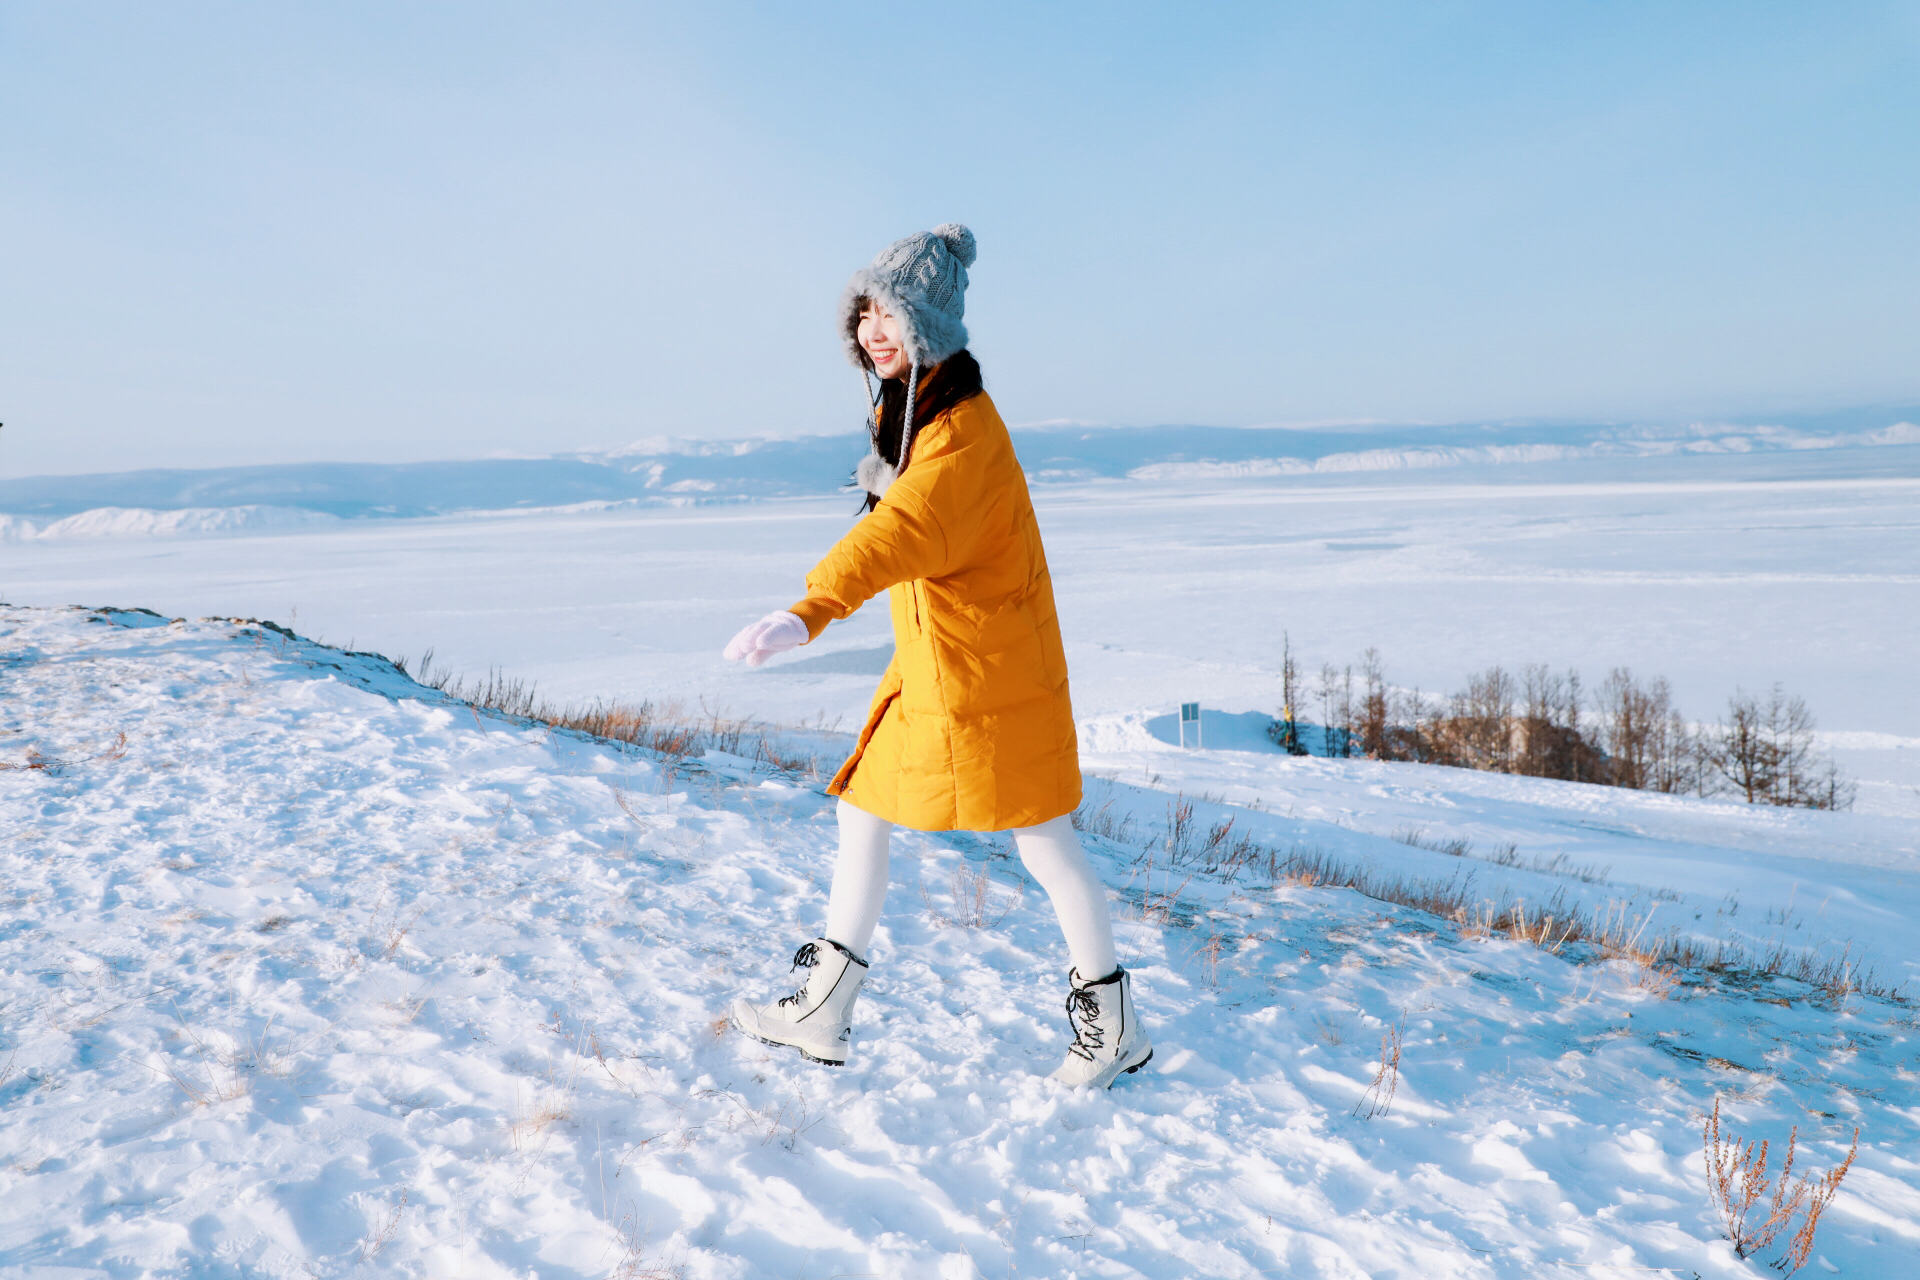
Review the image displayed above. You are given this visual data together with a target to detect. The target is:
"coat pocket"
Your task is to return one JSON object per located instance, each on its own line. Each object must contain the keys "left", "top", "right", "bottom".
{"left": 906, "top": 580, "right": 926, "bottom": 638}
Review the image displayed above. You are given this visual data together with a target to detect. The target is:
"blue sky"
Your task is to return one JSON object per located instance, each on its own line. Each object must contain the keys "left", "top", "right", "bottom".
{"left": 3, "top": 1, "right": 1916, "bottom": 475}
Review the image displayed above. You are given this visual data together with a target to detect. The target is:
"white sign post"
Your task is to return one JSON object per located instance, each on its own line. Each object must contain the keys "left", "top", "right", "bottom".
{"left": 1179, "top": 701, "right": 1202, "bottom": 748}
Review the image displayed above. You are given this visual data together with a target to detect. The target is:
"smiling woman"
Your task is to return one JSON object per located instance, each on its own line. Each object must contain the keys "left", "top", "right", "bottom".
{"left": 721, "top": 224, "right": 1154, "bottom": 1090}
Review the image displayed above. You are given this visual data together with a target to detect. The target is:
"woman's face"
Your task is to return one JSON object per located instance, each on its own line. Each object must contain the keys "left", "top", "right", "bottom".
{"left": 857, "top": 302, "right": 911, "bottom": 380}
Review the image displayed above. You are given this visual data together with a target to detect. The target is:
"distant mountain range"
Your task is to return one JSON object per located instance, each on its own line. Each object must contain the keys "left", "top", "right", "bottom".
{"left": 3, "top": 404, "right": 1916, "bottom": 524}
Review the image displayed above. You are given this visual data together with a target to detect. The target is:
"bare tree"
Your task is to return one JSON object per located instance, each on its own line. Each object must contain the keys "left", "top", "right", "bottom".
{"left": 1316, "top": 662, "right": 1352, "bottom": 757}
{"left": 1358, "top": 648, "right": 1390, "bottom": 758}
{"left": 1515, "top": 664, "right": 1601, "bottom": 781}
{"left": 1649, "top": 705, "right": 1704, "bottom": 795}
{"left": 1444, "top": 665, "right": 1516, "bottom": 771}
{"left": 1599, "top": 667, "right": 1661, "bottom": 789}
{"left": 1339, "top": 665, "right": 1357, "bottom": 758}
{"left": 1269, "top": 631, "right": 1308, "bottom": 755}
{"left": 1596, "top": 667, "right": 1704, "bottom": 794}
{"left": 1706, "top": 685, "right": 1853, "bottom": 809}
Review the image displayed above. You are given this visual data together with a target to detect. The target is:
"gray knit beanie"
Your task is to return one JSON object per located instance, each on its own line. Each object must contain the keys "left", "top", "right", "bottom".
{"left": 842, "top": 224, "right": 977, "bottom": 495}
{"left": 839, "top": 223, "right": 977, "bottom": 369}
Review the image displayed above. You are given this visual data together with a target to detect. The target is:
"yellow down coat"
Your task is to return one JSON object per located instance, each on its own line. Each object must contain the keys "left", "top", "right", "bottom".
{"left": 786, "top": 392, "right": 1080, "bottom": 832}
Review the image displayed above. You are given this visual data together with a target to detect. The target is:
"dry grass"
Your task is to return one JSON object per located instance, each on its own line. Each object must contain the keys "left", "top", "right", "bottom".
{"left": 1072, "top": 791, "right": 1138, "bottom": 846}
{"left": 153, "top": 1007, "right": 301, "bottom": 1106}
{"left": 609, "top": 1211, "right": 687, "bottom": 1280}
{"left": 1153, "top": 794, "right": 1266, "bottom": 876}
{"left": 1703, "top": 1096, "right": 1858, "bottom": 1274}
{"left": 1391, "top": 825, "right": 1474, "bottom": 858}
{"left": 509, "top": 1040, "right": 585, "bottom": 1154}
{"left": 391, "top": 645, "right": 828, "bottom": 785}
{"left": 1248, "top": 842, "right": 1907, "bottom": 1004}
{"left": 1392, "top": 827, "right": 1614, "bottom": 884}
{"left": 1122, "top": 854, "right": 1196, "bottom": 926}
{"left": 509, "top": 1086, "right": 575, "bottom": 1154}
{"left": 744, "top": 736, "right": 821, "bottom": 779}
{"left": 554, "top": 700, "right": 712, "bottom": 761}
{"left": 1353, "top": 1016, "right": 1405, "bottom": 1120}
{"left": 357, "top": 1189, "right": 408, "bottom": 1263}
{"left": 608, "top": 784, "right": 648, "bottom": 826}
{"left": 0, "top": 730, "right": 128, "bottom": 772}
{"left": 920, "top": 862, "right": 1023, "bottom": 929}
{"left": 1198, "top": 932, "right": 1227, "bottom": 987}
{"left": 366, "top": 895, "right": 425, "bottom": 960}
{"left": 735, "top": 1091, "right": 829, "bottom": 1151}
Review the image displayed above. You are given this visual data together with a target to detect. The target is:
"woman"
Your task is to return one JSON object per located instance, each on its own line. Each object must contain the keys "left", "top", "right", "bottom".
{"left": 722, "top": 224, "right": 1151, "bottom": 1089}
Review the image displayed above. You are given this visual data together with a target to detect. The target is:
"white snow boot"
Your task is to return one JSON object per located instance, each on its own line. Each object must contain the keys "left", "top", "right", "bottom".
{"left": 1049, "top": 966, "right": 1153, "bottom": 1088}
{"left": 730, "top": 939, "right": 869, "bottom": 1066}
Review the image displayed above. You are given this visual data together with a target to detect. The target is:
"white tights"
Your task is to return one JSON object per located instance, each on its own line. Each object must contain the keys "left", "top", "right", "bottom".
{"left": 822, "top": 798, "right": 1120, "bottom": 978}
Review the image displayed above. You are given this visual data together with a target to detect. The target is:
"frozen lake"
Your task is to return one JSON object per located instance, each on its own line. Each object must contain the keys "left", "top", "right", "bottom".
{"left": 5, "top": 454, "right": 1916, "bottom": 811}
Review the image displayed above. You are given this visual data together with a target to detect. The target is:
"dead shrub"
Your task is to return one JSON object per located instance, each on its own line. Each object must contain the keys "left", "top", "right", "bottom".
{"left": 1703, "top": 1096, "right": 1858, "bottom": 1274}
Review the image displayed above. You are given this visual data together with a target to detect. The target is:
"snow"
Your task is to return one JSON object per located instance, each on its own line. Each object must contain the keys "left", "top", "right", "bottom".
{"left": 4, "top": 427, "right": 1918, "bottom": 1275}
{"left": 3, "top": 605, "right": 1916, "bottom": 1278}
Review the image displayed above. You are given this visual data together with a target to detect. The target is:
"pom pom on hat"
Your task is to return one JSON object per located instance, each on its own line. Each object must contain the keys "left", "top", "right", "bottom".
{"left": 932, "top": 223, "right": 976, "bottom": 268}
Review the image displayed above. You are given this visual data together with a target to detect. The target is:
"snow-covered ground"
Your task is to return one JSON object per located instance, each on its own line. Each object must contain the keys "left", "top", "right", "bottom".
{"left": 2, "top": 606, "right": 1916, "bottom": 1278}
{"left": 4, "top": 436, "right": 1918, "bottom": 1275}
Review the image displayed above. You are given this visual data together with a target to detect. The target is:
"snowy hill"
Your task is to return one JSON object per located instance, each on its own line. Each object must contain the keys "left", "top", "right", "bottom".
{"left": 3, "top": 605, "right": 1915, "bottom": 1277}
{"left": 3, "top": 406, "right": 1917, "bottom": 529}
{"left": 0, "top": 504, "right": 341, "bottom": 541}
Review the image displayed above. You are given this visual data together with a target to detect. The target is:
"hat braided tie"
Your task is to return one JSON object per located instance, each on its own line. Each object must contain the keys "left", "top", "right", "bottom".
{"left": 898, "top": 359, "right": 921, "bottom": 475}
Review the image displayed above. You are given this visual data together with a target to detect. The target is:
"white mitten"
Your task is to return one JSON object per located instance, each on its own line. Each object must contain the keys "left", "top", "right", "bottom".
{"left": 722, "top": 611, "right": 810, "bottom": 667}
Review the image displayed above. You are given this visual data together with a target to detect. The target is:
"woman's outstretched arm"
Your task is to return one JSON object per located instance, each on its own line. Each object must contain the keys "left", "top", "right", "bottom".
{"left": 786, "top": 416, "right": 984, "bottom": 637}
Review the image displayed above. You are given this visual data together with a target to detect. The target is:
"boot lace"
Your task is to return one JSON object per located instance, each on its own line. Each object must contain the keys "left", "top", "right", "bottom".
{"left": 776, "top": 942, "right": 820, "bottom": 1008}
{"left": 1063, "top": 984, "right": 1106, "bottom": 1062}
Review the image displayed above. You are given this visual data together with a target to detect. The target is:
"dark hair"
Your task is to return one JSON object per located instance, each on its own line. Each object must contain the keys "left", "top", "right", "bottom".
{"left": 870, "top": 348, "right": 984, "bottom": 468}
